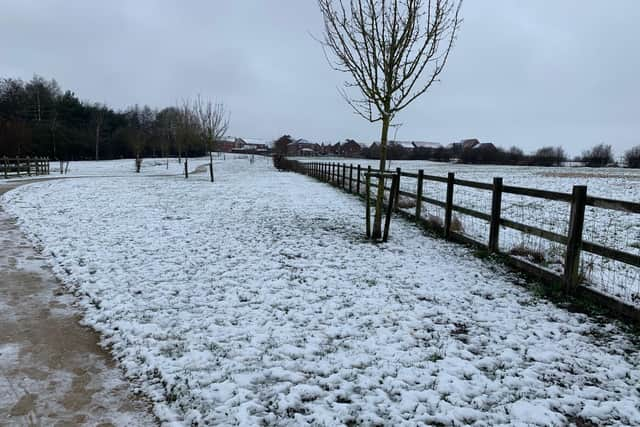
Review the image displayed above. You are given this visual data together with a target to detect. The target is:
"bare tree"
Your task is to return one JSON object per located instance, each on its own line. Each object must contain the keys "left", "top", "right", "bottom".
{"left": 625, "top": 145, "right": 640, "bottom": 169}
{"left": 92, "top": 104, "right": 105, "bottom": 160}
{"left": 157, "top": 107, "right": 180, "bottom": 165}
{"left": 194, "top": 95, "right": 229, "bottom": 182}
{"left": 176, "top": 99, "right": 199, "bottom": 165}
{"left": 318, "top": 0, "right": 462, "bottom": 239}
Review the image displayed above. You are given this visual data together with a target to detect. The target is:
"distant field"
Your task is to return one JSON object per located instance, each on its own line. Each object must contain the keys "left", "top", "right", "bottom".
{"left": 298, "top": 157, "right": 640, "bottom": 199}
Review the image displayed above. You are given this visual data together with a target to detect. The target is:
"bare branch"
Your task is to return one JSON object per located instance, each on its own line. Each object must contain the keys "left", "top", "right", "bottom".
{"left": 317, "top": 0, "right": 462, "bottom": 120}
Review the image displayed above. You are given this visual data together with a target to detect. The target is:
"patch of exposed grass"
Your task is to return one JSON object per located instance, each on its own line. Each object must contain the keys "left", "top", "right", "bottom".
{"left": 509, "top": 244, "right": 546, "bottom": 264}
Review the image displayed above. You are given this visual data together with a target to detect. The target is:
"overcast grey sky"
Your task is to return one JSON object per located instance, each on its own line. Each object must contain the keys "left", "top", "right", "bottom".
{"left": 1, "top": 1, "right": 639, "bottom": 156}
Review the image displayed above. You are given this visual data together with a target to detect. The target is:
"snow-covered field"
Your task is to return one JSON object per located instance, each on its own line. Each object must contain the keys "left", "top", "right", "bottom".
{"left": 301, "top": 158, "right": 640, "bottom": 306}
{"left": 2, "top": 156, "right": 214, "bottom": 182}
{"left": 301, "top": 158, "right": 640, "bottom": 200}
{"left": 2, "top": 156, "right": 640, "bottom": 425}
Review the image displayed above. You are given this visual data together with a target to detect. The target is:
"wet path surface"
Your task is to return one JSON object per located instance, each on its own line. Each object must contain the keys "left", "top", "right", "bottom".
{"left": 0, "top": 182, "right": 156, "bottom": 426}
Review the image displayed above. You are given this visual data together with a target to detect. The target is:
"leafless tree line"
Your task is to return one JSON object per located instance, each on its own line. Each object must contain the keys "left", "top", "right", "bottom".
{"left": 129, "top": 97, "right": 229, "bottom": 179}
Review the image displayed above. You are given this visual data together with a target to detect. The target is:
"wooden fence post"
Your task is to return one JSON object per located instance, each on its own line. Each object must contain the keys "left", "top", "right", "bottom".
{"left": 341, "top": 163, "right": 346, "bottom": 189}
{"left": 185, "top": 158, "right": 189, "bottom": 179}
{"left": 26, "top": 157, "right": 31, "bottom": 176}
{"left": 365, "top": 166, "right": 372, "bottom": 238}
{"left": 383, "top": 173, "right": 400, "bottom": 242}
{"left": 349, "top": 164, "right": 353, "bottom": 193}
{"left": 356, "top": 165, "right": 361, "bottom": 194}
{"left": 415, "top": 169, "right": 424, "bottom": 222}
{"left": 16, "top": 157, "right": 20, "bottom": 177}
{"left": 564, "top": 185, "right": 587, "bottom": 293}
{"left": 489, "top": 177, "right": 503, "bottom": 252}
{"left": 444, "top": 172, "right": 455, "bottom": 238}
{"left": 394, "top": 167, "right": 401, "bottom": 212}
{"left": 3, "top": 156, "right": 7, "bottom": 179}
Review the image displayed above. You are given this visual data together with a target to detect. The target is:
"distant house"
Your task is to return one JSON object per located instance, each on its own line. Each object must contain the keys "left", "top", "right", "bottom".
{"left": 229, "top": 137, "right": 270, "bottom": 154}
{"left": 341, "top": 139, "right": 362, "bottom": 157}
{"left": 462, "top": 139, "right": 480, "bottom": 150}
{"left": 316, "top": 143, "right": 337, "bottom": 156}
{"left": 448, "top": 138, "right": 481, "bottom": 156}
{"left": 215, "top": 137, "right": 242, "bottom": 153}
{"left": 287, "top": 139, "right": 317, "bottom": 156}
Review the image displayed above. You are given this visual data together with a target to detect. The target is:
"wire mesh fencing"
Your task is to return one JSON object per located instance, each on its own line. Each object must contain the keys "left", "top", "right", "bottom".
{"left": 292, "top": 160, "right": 640, "bottom": 316}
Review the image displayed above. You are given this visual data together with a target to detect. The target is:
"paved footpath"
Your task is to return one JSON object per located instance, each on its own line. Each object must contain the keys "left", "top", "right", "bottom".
{"left": 0, "top": 182, "right": 156, "bottom": 426}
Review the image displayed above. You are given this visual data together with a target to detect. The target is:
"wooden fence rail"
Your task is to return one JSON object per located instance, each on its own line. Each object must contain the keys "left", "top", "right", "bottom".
{"left": 2, "top": 156, "right": 51, "bottom": 178}
{"left": 281, "top": 159, "right": 640, "bottom": 321}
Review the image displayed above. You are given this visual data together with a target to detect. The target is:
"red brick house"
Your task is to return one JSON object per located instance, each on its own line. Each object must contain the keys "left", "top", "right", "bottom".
{"left": 341, "top": 139, "right": 362, "bottom": 157}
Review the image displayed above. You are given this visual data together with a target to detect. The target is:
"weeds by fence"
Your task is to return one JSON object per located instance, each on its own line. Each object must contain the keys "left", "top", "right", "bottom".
{"left": 281, "top": 159, "right": 640, "bottom": 321}
{"left": 2, "top": 156, "right": 50, "bottom": 178}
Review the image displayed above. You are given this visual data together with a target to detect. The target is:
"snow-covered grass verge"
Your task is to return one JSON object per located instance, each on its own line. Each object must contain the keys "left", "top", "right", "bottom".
{"left": 2, "top": 156, "right": 640, "bottom": 425}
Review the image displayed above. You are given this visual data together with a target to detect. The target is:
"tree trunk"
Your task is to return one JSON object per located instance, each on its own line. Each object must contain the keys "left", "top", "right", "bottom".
{"left": 209, "top": 149, "right": 214, "bottom": 182}
{"left": 372, "top": 116, "right": 390, "bottom": 239}
{"left": 95, "top": 123, "right": 100, "bottom": 161}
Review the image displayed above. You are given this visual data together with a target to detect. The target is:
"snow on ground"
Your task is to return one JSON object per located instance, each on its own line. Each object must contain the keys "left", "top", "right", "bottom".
{"left": 2, "top": 156, "right": 640, "bottom": 426}
{"left": 0, "top": 156, "right": 213, "bottom": 184}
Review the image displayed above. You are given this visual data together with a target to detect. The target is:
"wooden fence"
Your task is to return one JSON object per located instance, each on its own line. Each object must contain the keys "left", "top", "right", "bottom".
{"left": 280, "top": 159, "right": 640, "bottom": 321}
{"left": 2, "top": 156, "right": 50, "bottom": 178}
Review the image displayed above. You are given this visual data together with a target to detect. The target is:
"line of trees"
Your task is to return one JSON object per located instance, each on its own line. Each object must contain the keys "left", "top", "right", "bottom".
{"left": 360, "top": 141, "right": 640, "bottom": 168}
{"left": 361, "top": 143, "right": 568, "bottom": 166}
{"left": 0, "top": 75, "right": 227, "bottom": 161}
